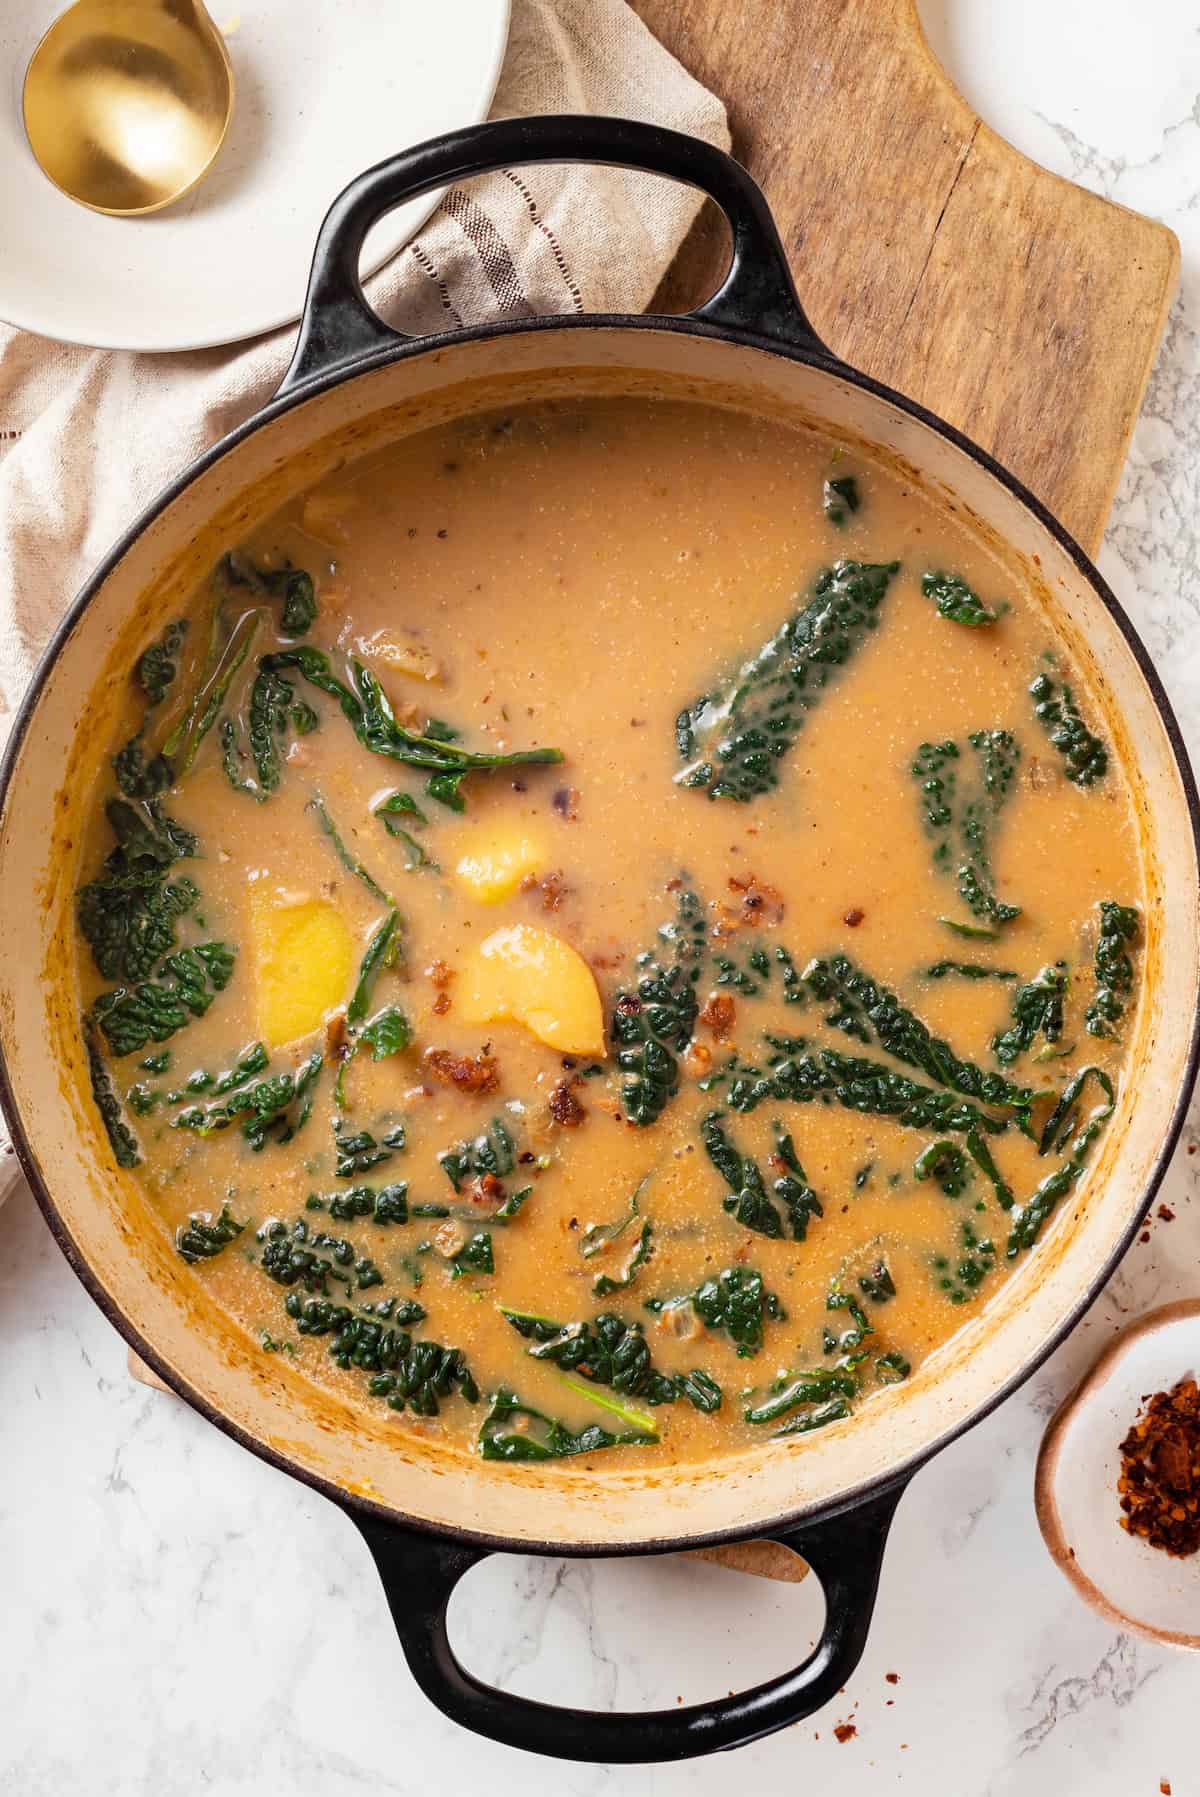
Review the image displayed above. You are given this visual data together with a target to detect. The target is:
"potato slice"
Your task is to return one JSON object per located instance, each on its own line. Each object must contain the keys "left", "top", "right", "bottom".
{"left": 361, "top": 629, "right": 442, "bottom": 683}
{"left": 455, "top": 828, "right": 546, "bottom": 905}
{"left": 458, "top": 924, "right": 604, "bottom": 1055}
{"left": 250, "top": 887, "right": 353, "bottom": 1048}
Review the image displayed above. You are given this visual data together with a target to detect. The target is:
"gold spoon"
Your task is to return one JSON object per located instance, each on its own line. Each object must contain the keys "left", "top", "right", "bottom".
{"left": 22, "top": 0, "right": 234, "bottom": 217}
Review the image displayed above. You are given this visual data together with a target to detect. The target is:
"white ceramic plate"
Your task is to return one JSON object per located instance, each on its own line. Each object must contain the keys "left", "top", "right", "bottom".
{"left": 0, "top": 0, "right": 511, "bottom": 352}
{"left": 1036, "top": 1301, "right": 1200, "bottom": 1649}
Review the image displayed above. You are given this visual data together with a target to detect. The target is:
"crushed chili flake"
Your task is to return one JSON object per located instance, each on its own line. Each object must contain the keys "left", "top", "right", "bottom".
{"left": 1118, "top": 1377, "right": 1200, "bottom": 1556}
{"left": 843, "top": 907, "right": 865, "bottom": 927}
{"left": 551, "top": 785, "right": 580, "bottom": 820}
{"left": 1157, "top": 1205, "right": 1175, "bottom": 1223}
{"left": 833, "top": 1722, "right": 857, "bottom": 1744}
{"left": 885, "top": 1672, "right": 899, "bottom": 1685}
{"left": 1160, "top": 1782, "right": 1172, "bottom": 1795}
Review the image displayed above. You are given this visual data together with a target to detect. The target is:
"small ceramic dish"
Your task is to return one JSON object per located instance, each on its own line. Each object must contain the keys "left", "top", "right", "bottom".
{"left": 0, "top": 0, "right": 511, "bottom": 351}
{"left": 1036, "top": 1299, "right": 1200, "bottom": 1649}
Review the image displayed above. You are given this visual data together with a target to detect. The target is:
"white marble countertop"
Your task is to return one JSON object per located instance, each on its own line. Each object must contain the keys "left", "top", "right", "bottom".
{"left": 3, "top": 2, "right": 1200, "bottom": 1790}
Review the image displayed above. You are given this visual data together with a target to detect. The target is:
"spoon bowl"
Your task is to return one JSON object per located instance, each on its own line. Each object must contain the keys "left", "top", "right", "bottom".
{"left": 22, "top": 0, "right": 234, "bottom": 217}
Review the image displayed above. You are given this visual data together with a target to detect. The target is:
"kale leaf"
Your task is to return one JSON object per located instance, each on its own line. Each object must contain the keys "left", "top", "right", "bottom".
{"left": 478, "top": 1388, "right": 656, "bottom": 1460}
{"left": 176, "top": 1204, "right": 246, "bottom": 1263}
{"left": 699, "top": 1113, "right": 824, "bottom": 1239}
{"left": 1085, "top": 901, "right": 1139, "bottom": 1038}
{"left": 83, "top": 1019, "right": 139, "bottom": 1167}
{"left": 921, "top": 570, "right": 1003, "bottom": 627}
{"left": 803, "top": 953, "right": 1033, "bottom": 1111}
{"left": 992, "top": 963, "right": 1069, "bottom": 1066}
{"left": 92, "top": 941, "right": 236, "bottom": 1057}
{"left": 676, "top": 559, "right": 899, "bottom": 801}
{"left": 77, "top": 798, "right": 199, "bottom": 982}
{"left": 1029, "top": 669, "right": 1108, "bottom": 786}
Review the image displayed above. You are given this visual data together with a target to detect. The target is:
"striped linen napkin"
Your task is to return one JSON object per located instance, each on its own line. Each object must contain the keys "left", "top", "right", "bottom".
{"left": 0, "top": 0, "right": 728, "bottom": 1205}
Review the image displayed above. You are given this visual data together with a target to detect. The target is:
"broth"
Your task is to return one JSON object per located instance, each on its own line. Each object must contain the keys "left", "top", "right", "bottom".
{"left": 73, "top": 395, "right": 1144, "bottom": 1468}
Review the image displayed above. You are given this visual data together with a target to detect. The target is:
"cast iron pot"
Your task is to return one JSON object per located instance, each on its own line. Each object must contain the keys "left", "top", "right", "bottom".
{"left": 1, "top": 116, "right": 1197, "bottom": 1765}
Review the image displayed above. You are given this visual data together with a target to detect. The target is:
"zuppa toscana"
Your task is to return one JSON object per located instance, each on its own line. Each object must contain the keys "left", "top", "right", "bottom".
{"left": 72, "top": 395, "right": 1143, "bottom": 1466}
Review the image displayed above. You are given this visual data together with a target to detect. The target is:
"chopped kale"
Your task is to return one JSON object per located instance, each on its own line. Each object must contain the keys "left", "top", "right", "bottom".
{"left": 478, "top": 1388, "right": 655, "bottom": 1460}
{"left": 501, "top": 1307, "right": 721, "bottom": 1414}
{"left": 921, "top": 570, "right": 1003, "bottom": 627}
{"left": 261, "top": 647, "right": 562, "bottom": 803}
{"left": 77, "top": 798, "right": 199, "bottom": 983}
{"left": 92, "top": 941, "right": 236, "bottom": 1057}
{"left": 358, "top": 1005, "right": 411, "bottom": 1060}
{"left": 448, "top": 1231, "right": 494, "bottom": 1278}
{"left": 347, "top": 912, "right": 401, "bottom": 1024}
{"left": 914, "top": 1139, "right": 971, "bottom": 1196}
{"left": 83, "top": 1019, "right": 139, "bottom": 1167}
{"left": 1029, "top": 669, "right": 1108, "bottom": 786}
{"left": 333, "top": 1117, "right": 402, "bottom": 1177}
{"left": 374, "top": 790, "right": 438, "bottom": 871}
{"left": 219, "top": 553, "right": 318, "bottom": 637}
{"left": 1006, "top": 1066, "right": 1116, "bottom": 1255}
{"left": 688, "top": 1266, "right": 785, "bottom": 1357}
{"left": 912, "top": 731, "right": 1021, "bottom": 930}
{"left": 612, "top": 888, "right": 705, "bottom": 1127}
{"left": 992, "top": 963, "right": 1069, "bottom": 1066}
{"left": 858, "top": 1261, "right": 896, "bottom": 1303}
{"left": 324, "top": 1183, "right": 409, "bottom": 1224}
{"left": 1085, "top": 901, "right": 1139, "bottom": 1038}
{"left": 675, "top": 559, "right": 899, "bottom": 801}
{"left": 173, "top": 1051, "right": 322, "bottom": 1150}
{"left": 136, "top": 619, "right": 189, "bottom": 706}
{"left": 439, "top": 1115, "right": 518, "bottom": 1191}
{"left": 308, "top": 794, "right": 394, "bottom": 906}
{"left": 176, "top": 1203, "right": 246, "bottom": 1263}
{"left": 802, "top": 954, "right": 1033, "bottom": 1112}
{"left": 743, "top": 1365, "right": 857, "bottom": 1428}
{"left": 700, "top": 1113, "right": 823, "bottom": 1240}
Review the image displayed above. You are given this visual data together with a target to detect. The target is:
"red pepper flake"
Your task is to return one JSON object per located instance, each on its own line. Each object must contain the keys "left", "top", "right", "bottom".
{"left": 833, "top": 1722, "right": 857, "bottom": 1744}
{"left": 1140, "top": 1230, "right": 1151, "bottom": 1244}
{"left": 1118, "top": 1377, "right": 1200, "bottom": 1555}
{"left": 843, "top": 907, "right": 865, "bottom": 927}
{"left": 885, "top": 1672, "right": 899, "bottom": 1685}
{"left": 1158, "top": 1205, "right": 1175, "bottom": 1223}
{"left": 1160, "top": 1781, "right": 1172, "bottom": 1795}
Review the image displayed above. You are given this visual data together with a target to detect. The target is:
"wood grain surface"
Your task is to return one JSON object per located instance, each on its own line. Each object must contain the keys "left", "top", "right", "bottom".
{"left": 632, "top": 0, "right": 1178, "bottom": 556}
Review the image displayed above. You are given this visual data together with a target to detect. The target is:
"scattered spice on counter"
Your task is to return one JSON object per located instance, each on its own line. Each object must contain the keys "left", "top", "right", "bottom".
{"left": 1160, "top": 1781, "right": 1172, "bottom": 1795}
{"left": 833, "top": 1721, "right": 857, "bottom": 1744}
{"left": 885, "top": 1671, "right": 900, "bottom": 1685}
{"left": 1118, "top": 1377, "right": 1200, "bottom": 1555}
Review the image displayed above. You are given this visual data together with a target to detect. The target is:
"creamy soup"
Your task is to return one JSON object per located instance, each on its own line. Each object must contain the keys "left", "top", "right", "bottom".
{"left": 73, "top": 396, "right": 1144, "bottom": 1467}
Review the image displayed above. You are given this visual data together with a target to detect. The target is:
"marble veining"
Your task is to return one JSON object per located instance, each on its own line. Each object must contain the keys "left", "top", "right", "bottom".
{"left": 3, "top": 4, "right": 1200, "bottom": 1790}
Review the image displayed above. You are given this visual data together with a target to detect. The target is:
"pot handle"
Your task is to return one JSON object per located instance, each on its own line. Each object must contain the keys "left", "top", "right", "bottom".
{"left": 276, "top": 114, "right": 831, "bottom": 398}
{"left": 349, "top": 1478, "right": 907, "bottom": 1764}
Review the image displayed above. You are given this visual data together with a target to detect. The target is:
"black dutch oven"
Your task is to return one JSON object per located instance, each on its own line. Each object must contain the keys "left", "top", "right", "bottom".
{"left": 1, "top": 115, "right": 1196, "bottom": 1763}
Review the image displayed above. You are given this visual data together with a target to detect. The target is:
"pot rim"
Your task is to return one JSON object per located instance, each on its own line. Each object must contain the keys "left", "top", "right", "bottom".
{"left": 3, "top": 307, "right": 1198, "bottom": 1557}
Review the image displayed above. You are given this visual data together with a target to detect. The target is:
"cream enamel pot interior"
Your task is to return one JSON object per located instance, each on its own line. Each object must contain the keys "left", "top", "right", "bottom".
{"left": 1, "top": 118, "right": 1197, "bottom": 1764}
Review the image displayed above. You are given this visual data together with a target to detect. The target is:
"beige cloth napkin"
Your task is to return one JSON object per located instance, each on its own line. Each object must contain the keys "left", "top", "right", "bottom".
{"left": 0, "top": 0, "right": 728, "bottom": 1199}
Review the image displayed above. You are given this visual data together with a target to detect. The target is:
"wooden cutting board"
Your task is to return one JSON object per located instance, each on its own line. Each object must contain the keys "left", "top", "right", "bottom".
{"left": 633, "top": 0, "right": 1178, "bottom": 557}
{"left": 130, "top": 0, "right": 1177, "bottom": 1590}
